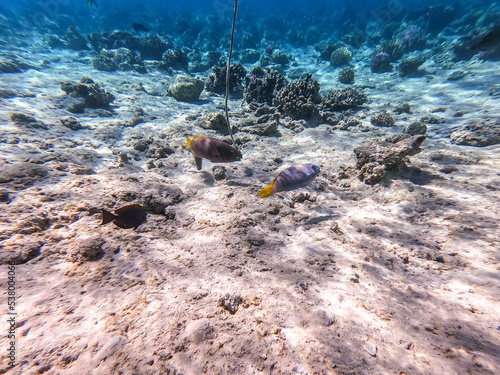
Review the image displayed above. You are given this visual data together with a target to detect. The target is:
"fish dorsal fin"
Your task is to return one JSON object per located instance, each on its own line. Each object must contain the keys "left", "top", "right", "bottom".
{"left": 101, "top": 209, "right": 117, "bottom": 225}
{"left": 115, "top": 204, "right": 143, "bottom": 215}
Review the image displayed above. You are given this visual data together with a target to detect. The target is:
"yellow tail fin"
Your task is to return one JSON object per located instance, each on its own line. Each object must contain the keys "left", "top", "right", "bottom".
{"left": 259, "top": 185, "right": 274, "bottom": 198}
{"left": 186, "top": 137, "right": 192, "bottom": 149}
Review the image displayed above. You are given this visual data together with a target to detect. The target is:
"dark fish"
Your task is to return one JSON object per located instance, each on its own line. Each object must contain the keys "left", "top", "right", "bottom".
{"left": 101, "top": 204, "right": 147, "bottom": 229}
{"left": 470, "top": 25, "right": 500, "bottom": 51}
{"left": 260, "top": 164, "right": 320, "bottom": 198}
{"left": 133, "top": 22, "right": 150, "bottom": 32}
{"left": 87, "top": 0, "right": 98, "bottom": 9}
{"left": 186, "top": 136, "right": 242, "bottom": 170}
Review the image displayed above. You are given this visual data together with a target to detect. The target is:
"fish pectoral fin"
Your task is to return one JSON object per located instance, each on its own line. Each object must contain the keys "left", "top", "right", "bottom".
{"left": 259, "top": 185, "right": 274, "bottom": 198}
{"left": 194, "top": 156, "right": 203, "bottom": 170}
{"left": 101, "top": 209, "right": 116, "bottom": 225}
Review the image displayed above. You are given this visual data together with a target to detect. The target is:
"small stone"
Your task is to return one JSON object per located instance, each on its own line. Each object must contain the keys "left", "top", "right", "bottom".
{"left": 60, "top": 116, "right": 83, "bottom": 130}
{"left": 364, "top": 344, "right": 377, "bottom": 357}
{"left": 447, "top": 70, "right": 467, "bottom": 81}
{"left": 68, "top": 237, "right": 105, "bottom": 263}
{"left": 394, "top": 102, "right": 411, "bottom": 114}
{"left": 371, "top": 111, "right": 395, "bottom": 127}
{"left": 440, "top": 165, "right": 458, "bottom": 174}
{"left": 212, "top": 166, "right": 227, "bottom": 181}
{"left": 218, "top": 294, "right": 243, "bottom": 314}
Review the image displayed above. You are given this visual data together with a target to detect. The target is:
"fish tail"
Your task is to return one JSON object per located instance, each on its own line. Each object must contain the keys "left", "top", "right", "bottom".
{"left": 186, "top": 137, "right": 192, "bottom": 150}
{"left": 101, "top": 209, "right": 116, "bottom": 225}
{"left": 259, "top": 185, "right": 275, "bottom": 198}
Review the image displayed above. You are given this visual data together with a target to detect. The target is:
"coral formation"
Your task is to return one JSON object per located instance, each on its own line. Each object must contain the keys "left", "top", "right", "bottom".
{"left": 65, "top": 27, "right": 89, "bottom": 50}
{"left": 315, "top": 43, "right": 336, "bottom": 61}
{"left": 239, "top": 49, "right": 260, "bottom": 64}
{"left": 450, "top": 119, "right": 500, "bottom": 146}
{"left": 371, "top": 111, "right": 395, "bottom": 127}
{"left": 60, "top": 77, "right": 115, "bottom": 109}
{"left": 206, "top": 62, "right": 247, "bottom": 94}
{"left": 370, "top": 52, "right": 393, "bottom": 73}
{"left": 404, "top": 121, "right": 427, "bottom": 135}
{"left": 271, "top": 49, "right": 291, "bottom": 65}
{"left": 321, "top": 87, "right": 368, "bottom": 111}
{"left": 377, "top": 40, "right": 404, "bottom": 61}
{"left": 338, "top": 67, "right": 355, "bottom": 84}
{"left": 330, "top": 47, "right": 352, "bottom": 67}
{"left": 244, "top": 67, "right": 286, "bottom": 105}
{"left": 159, "top": 49, "right": 189, "bottom": 72}
{"left": 92, "top": 48, "right": 146, "bottom": 73}
{"left": 272, "top": 75, "right": 322, "bottom": 119}
{"left": 400, "top": 26, "right": 427, "bottom": 51}
{"left": 398, "top": 55, "right": 426, "bottom": 77}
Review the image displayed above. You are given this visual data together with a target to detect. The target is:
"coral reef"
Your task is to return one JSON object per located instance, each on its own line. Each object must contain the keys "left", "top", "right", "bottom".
{"left": 65, "top": 27, "right": 89, "bottom": 50}
{"left": 92, "top": 48, "right": 146, "bottom": 73}
{"left": 450, "top": 119, "right": 500, "bottom": 146}
{"left": 87, "top": 31, "right": 173, "bottom": 61}
{"left": 189, "top": 51, "right": 221, "bottom": 73}
{"left": 60, "top": 77, "right": 115, "bottom": 110}
{"left": 315, "top": 43, "right": 336, "bottom": 61}
{"left": 0, "top": 57, "right": 37, "bottom": 73}
{"left": 398, "top": 55, "right": 426, "bottom": 77}
{"left": 321, "top": 87, "right": 368, "bottom": 111}
{"left": 272, "top": 75, "right": 322, "bottom": 120}
{"left": 338, "top": 67, "right": 355, "bottom": 84}
{"left": 206, "top": 62, "right": 247, "bottom": 94}
{"left": 376, "top": 40, "right": 404, "bottom": 61}
{"left": 244, "top": 67, "right": 286, "bottom": 105}
{"left": 371, "top": 111, "right": 395, "bottom": 127}
{"left": 330, "top": 47, "right": 352, "bottom": 67}
{"left": 239, "top": 49, "right": 260, "bottom": 64}
{"left": 158, "top": 49, "right": 189, "bottom": 72}
{"left": 169, "top": 76, "right": 204, "bottom": 102}
{"left": 271, "top": 49, "right": 291, "bottom": 65}
{"left": 400, "top": 26, "right": 427, "bottom": 52}
{"left": 394, "top": 103, "right": 412, "bottom": 114}
{"left": 354, "top": 134, "right": 426, "bottom": 185}
{"left": 370, "top": 52, "right": 392, "bottom": 73}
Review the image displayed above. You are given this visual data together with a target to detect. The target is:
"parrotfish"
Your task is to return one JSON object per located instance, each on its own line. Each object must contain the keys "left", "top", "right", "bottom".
{"left": 186, "top": 136, "right": 242, "bottom": 170}
{"left": 101, "top": 204, "right": 147, "bottom": 229}
{"left": 259, "top": 164, "right": 320, "bottom": 198}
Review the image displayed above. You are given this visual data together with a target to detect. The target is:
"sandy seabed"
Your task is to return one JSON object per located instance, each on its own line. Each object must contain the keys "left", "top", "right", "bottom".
{"left": 0, "top": 43, "right": 499, "bottom": 375}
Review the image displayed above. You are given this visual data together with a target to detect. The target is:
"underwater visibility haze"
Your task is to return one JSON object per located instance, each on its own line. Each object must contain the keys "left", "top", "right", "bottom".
{"left": 0, "top": 0, "right": 499, "bottom": 374}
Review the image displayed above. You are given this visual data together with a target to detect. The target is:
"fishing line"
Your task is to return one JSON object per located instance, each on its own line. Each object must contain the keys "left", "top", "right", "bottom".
{"left": 224, "top": 0, "right": 239, "bottom": 145}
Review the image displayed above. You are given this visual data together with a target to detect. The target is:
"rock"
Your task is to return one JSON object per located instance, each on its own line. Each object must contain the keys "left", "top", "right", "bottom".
{"left": 0, "top": 88, "right": 18, "bottom": 98}
{"left": 169, "top": 75, "right": 204, "bottom": 102}
{"left": 394, "top": 103, "right": 411, "bottom": 114}
{"left": 68, "top": 237, "right": 105, "bottom": 263}
{"left": 239, "top": 113, "right": 279, "bottom": 135}
{"left": 218, "top": 294, "right": 243, "bottom": 314}
{"left": 0, "top": 239, "right": 44, "bottom": 265}
{"left": 185, "top": 320, "right": 215, "bottom": 344}
{"left": 197, "top": 112, "right": 229, "bottom": 134}
{"left": 450, "top": 119, "right": 500, "bottom": 147}
{"left": 10, "top": 112, "right": 48, "bottom": 129}
{"left": 371, "top": 111, "right": 395, "bottom": 127}
{"left": 60, "top": 116, "right": 83, "bottom": 130}
{"left": 315, "top": 309, "right": 336, "bottom": 326}
{"left": 404, "top": 121, "right": 427, "bottom": 135}
{"left": 272, "top": 49, "right": 291, "bottom": 65}
{"left": 354, "top": 134, "right": 426, "bottom": 185}
{"left": 0, "top": 58, "right": 23, "bottom": 73}
{"left": 239, "top": 49, "right": 260, "bottom": 64}
{"left": 0, "top": 191, "right": 10, "bottom": 203}
{"left": 370, "top": 52, "right": 392, "bottom": 73}
{"left": 447, "top": 70, "right": 467, "bottom": 81}
{"left": 0, "top": 162, "right": 49, "bottom": 189}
